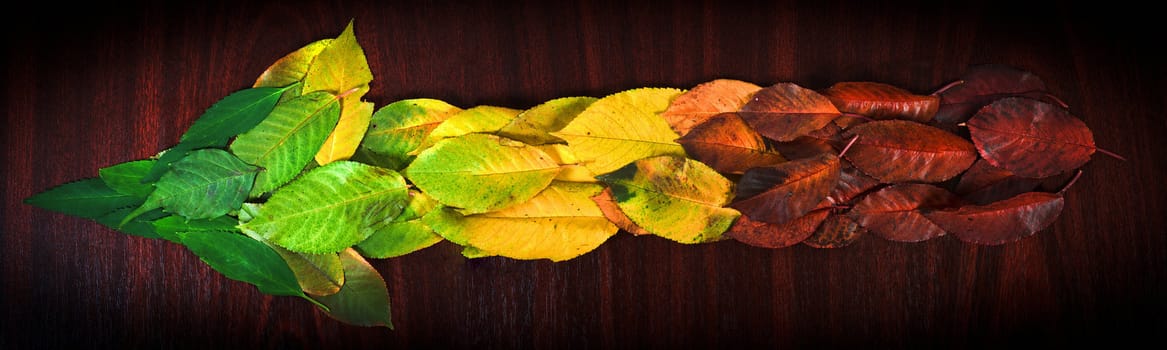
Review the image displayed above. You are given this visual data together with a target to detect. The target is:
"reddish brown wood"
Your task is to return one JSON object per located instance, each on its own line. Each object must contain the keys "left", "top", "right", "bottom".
{"left": 4, "top": 0, "right": 1165, "bottom": 348}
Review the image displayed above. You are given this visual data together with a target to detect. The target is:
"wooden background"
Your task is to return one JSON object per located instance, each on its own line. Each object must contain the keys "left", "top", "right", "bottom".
{"left": 3, "top": 0, "right": 1164, "bottom": 348}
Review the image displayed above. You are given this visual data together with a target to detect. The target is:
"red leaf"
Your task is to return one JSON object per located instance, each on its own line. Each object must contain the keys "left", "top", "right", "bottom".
{"left": 803, "top": 214, "right": 865, "bottom": 249}
{"left": 935, "top": 64, "right": 1049, "bottom": 124}
{"left": 967, "top": 97, "right": 1095, "bottom": 178}
{"left": 954, "top": 159, "right": 1043, "bottom": 205}
{"left": 661, "top": 79, "right": 762, "bottom": 136}
{"left": 924, "top": 192, "right": 1064, "bottom": 245}
{"left": 827, "top": 166, "right": 881, "bottom": 205}
{"left": 730, "top": 154, "right": 840, "bottom": 224}
{"left": 842, "top": 120, "right": 977, "bottom": 183}
{"left": 822, "top": 81, "right": 939, "bottom": 122}
{"left": 726, "top": 208, "right": 830, "bottom": 249}
{"left": 739, "top": 83, "right": 841, "bottom": 142}
{"left": 590, "top": 188, "right": 651, "bottom": 236}
{"left": 677, "top": 113, "right": 786, "bottom": 174}
{"left": 848, "top": 184, "right": 962, "bottom": 242}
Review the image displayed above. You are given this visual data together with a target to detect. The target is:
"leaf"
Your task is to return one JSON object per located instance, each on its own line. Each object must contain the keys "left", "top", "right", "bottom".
{"left": 924, "top": 192, "right": 1064, "bottom": 245}
{"left": 423, "top": 182, "right": 618, "bottom": 261}
{"left": 356, "top": 191, "right": 444, "bottom": 259}
{"left": 316, "top": 89, "right": 374, "bottom": 165}
{"left": 267, "top": 244, "right": 345, "bottom": 297}
{"left": 144, "top": 86, "right": 294, "bottom": 182}
{"left": 242, "top": 161, "right": 409, "bottom": 254}
{"left": 821, "top": 81, "right": 939, "bottom": 122}
{"left": 497, "top": 96, "right": 597, "bottom": 145}
{"left": 418, "top": 105, "right": 522, "bottom": 152}
{"left": 551, "top": 88, "right": 687, "bottom": 176}
{"left": 934, "top": 64, "right": 1050, "bottom": 124}
{"left": 181, "top": 231, "right": 321, "bottom": 308}
{"left": 121, "top": 149, "right": 258, "bottom": 226}
{"left": 254, "top": 39, "right": 332, "bottom": 88}
{"left": 739, "top": 83, "right": 841, "bottom": 142}
{"left": 99, "top": 159, "right": 156, "bottom": 199}
{"left": 802, "top": 214, "right": 866, "bottom": 248}
{"left": 302, "top": 20, "right": 373, "bottom": 96}
{"left": 730, "top": 153, "right": 840, "bottom": 225}
{"left": 590, "top": 187, "right": 652, "bottom": 235}
{"left": 676, "top": 113, "right": 786, "bottom": 174}
{"left": 661, "top": 79, "right": 761, "bottom": 135}
{"left": 826, "top": 166, "right": 881, "bottom": 206}
{"left": 229, "top": 91, "right": 341, "bottom": 196}
{"left": 404, "top": 133, "right": 560, "bottom": 214}
{"left": 598, "top": 155, "right": 740, "bottom": 244}
{"left": 152, "top": 214, "right": 238, "bottom": 243}
{"left": 954, "top": 159, "right": 1043, "bottom": 205}
{"left": 535, "top": 144, "right": 599, "bottom": 182}
{"left": 848, "top": 183, "right": 962, "bottom": 242}
{"left": 842, "top": 120, "right": 977, "bottom": 183}
{"left": 25, "top": 178, "right": 140, "bottom": 219}
{"left": 725, "top": 208, "right": 830, "bottom": 248}
{"left": 356, "top": 98, "right": 462, "bottom": 170}
{"left": 967, "top": 97, "right": 1095, "bottom": 178}
{"left": 95, "top": 207, "right": 166, "bottom": 239}
{"left": 313, "top": 248, "right": 393, "bottom": 329}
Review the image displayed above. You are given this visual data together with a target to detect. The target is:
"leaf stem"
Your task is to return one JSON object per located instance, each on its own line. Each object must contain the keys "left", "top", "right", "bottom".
{"left": 1096, "top": 147, "right": 1127, "bottom": 161}
{"left": 838, "top": 135, "right": 859, "bottom": 158}
{"left": 1058, "top": 169, "right": 1083, "bottom": 195}
{"left": 931, "top": 80, "right": 965, "bottom": 96}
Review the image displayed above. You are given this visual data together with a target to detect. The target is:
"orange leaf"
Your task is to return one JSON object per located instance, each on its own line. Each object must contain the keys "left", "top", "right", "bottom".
{"left": 739, "top": 83, "right": 841, "bottom": 142}
{"left": 822, "top": 81, "right": 938, "bottom": 122}
{"left": 726, "top": 208, "right": 830, "bottom": 249}
{"left": 676, "top": 113, "right": 786, "bottom": 174}
{"left": 661, "top": 79, "right": 761, "bottom": 136}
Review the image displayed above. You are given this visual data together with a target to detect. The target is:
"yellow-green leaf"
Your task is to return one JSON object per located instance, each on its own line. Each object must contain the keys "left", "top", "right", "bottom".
{"left": 254, "top": 39, "right": 332, "bottom": 88}
{"left": 598, "top": 155, "right": 740, "bottom": 244}
{"left": 355, "top": 98, "right": 462, "bottom": 170}
{"left": 551, "top": 88, "right": 687, "bottom": 176}
{"left": 313, "top": 248, "right": 393, "bottom": 329}
{"left": 229, "top": 91, "right": 341, "bottom": 196}
{"left": 242, "top": 229, "right": 345, "bottom": 297}
{"left": 315, "top": 87, "right": 374, "bottom": 165}
{"left": 356, "top": 190, "right": 443, "bottom": 258}
{"left": 497, "top": 96, "right": 597, "bottom": 145}
{"left": 423, "top": 182, "right": 617, "bottom": 262}
{"left": 302, "top": 20, "right": 372, "bottom": 96}
{"left": 416, "top": 105, "right": 521, "bottom": 153}
{"left": 404, "top": 133, "right": 560, "bottom": 214}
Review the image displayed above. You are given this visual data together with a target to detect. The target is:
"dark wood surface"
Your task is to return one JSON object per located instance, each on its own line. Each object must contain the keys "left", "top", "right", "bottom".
{"left": 4, "top": 1, "right": 1164, "bottom": 348}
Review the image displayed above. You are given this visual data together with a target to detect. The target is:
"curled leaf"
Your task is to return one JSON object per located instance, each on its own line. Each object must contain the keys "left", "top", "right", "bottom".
{"left": 848, "top": 184, "right": 962, "bottom": 242}
{"left": 967, "top": 97, "right": 1095, "bottom": 178}
{"left": 739, "top": 83, "right": 841, "bottom": 142}
{"left": 552, "top": 88, "right": 687, "bottom": 176}
{"left": 730, "top": 153, "right": 840, "bottom": 225}
{"left": 925, "top": 192, "right": 1064, "bottom": 245}
{"left": 677, "top": 113, "right": 786, "bottom": 174}
{"left": 599, "top": 155, "right": 740, "bottom": 244}
{"left": 822, "top": 81, "right": 938, "bottom": 122}
{"left": 661, "top": 79, "right": 761, "bottom": 135}
{"left": 842, "top": 120, "right": 977, "bottom": 183}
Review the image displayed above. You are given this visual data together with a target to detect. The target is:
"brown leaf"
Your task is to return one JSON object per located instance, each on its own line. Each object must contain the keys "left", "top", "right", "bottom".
{"left": 803, "top": 214, "right": 866, "bottom": 248}
{"left": 954, "top": 159, "right": 1043, "bottom": 205}
{"left": 935, "top": 64, "right": 1049, "bottom": 124}
{"left": 822, "top": 82, "right": 939, "bottom": 122}
{"left": 967, "top": 97, "right": 1095, "bottom": 178}
{"left": 740, "top": 83, "right": 841, "bottom": 142}
{"left": 726, "top": 208, "right": 830, "bottom": 249}
{"left": 924, "top": 192, "right": 1064, "bottom": 245}
{"left": 661, "top": 79, "right": 762, "bottom": 136}
{"left": 849, "top": 183, "right": 962, "bottom": 242}
{"left": 590, "top": 187, "right": 651, "bottom": 236}
{"left": 827, "top": 166, "right": 881, "bottom": 205}
{"left": 730, "top": 153, "right": 840, "bottom": 224}
{"left": 842, "top": 120, "right": 977, "bottom": 183}
{"left": 676, "top": 113, "right": 786, "bottom": 174}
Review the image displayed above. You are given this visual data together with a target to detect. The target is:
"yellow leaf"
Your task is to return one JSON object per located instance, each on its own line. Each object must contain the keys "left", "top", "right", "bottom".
{"left": 303, "top": 20, "right": 373, "bottom": 95}
{"left": 315, "top": 86, "right": 374, "bottom": 165}
{"left": 415, "top": 105, "right": 521, "bottom": 154}
{"left": 551, "top": 88, "right": 687, "bottom": 176}
{"left": 598, "top": 155, "right": 740, "bottom": 243}
{"left": 253, "top": 39, "right": 332, "bottom": 88}
{"left": 423, "top": 182, "right": 618, "bottom": 262}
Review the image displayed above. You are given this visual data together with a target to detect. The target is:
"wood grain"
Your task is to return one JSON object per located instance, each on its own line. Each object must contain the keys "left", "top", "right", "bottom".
{"left": 4, "top": 0, "right": 1165, "bottom": 348}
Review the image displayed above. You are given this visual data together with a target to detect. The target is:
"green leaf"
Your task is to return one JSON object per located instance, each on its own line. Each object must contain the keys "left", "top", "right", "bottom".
{"left": 25, "top": 178, "right": 140, "bottom": 219}
{"left": 241, "top": 161, "right": 409, "bottom": 254}
{"left": 313, "top": 248, "right": 393, "bottom": 329}
{"left": 180, "top": 231, "right": 317, "bottom": 305}
{"left": 497, "top": 96, "right": 597, "bottom": 145}
{"left": 99, "top": 159, "right": 156, "bottom": 199}
{"left": 551, "top": 88, "right": 687, "bottom": 176}
{"left": 416, "top": 105, "right": 522, "bottom": 153}
{"left": 121, "top": 149, "right": 258, "bottom": 226}
{"left": 356, "top": 190, "right": 443, "bottom": 258}
{"left": 95, "top": 207, "right": 166, "bottom": 239}
{"left": 404, "top": 133, "right": 560, "bottom": 214}
{"left": 423, "top": 182, "right": 617, "bottom": 262}
{"left": 355, "top": 98, "right": 462, "bottom": 170}
{"left": 152, "top": 214, "right": 239, "bottom": 243}
{"left": 599, "top": 155, "right": 741, "bottom": 243}
{"left": 229, "top": 91, "right": 342, "bottom": 196}
{"left": 144, "top": 86, "right": 293, "bottom": 182}
{"left": 303, "top": 20, "right": 373, "bottom": 96}
{"left": 254, "top": 39, "right": 332, "bottom": 88}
